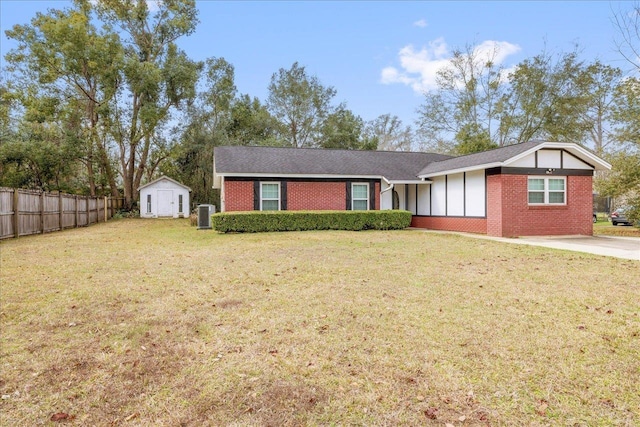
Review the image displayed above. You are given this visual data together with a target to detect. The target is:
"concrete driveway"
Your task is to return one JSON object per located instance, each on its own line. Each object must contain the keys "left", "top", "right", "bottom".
{"left": 496, "top": 235, "right": 640, "bottom": 261}
{"left": 414, "top": 229, "right": 640, "bottom": 261}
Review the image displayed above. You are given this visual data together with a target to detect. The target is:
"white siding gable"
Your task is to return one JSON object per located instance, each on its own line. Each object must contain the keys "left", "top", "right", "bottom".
{"left": 509, "top": 153, "right": 536, "bottom": 167}
{"left": 563, "top": 153, "right": 592, "bottom": 169}
{"left": 537, "top": 150, "right": 562, "bottom": 168}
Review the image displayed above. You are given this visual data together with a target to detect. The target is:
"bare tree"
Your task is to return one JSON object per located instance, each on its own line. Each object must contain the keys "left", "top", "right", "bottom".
{"left": 612, "top": 2, "right": 640, "bottom": 74}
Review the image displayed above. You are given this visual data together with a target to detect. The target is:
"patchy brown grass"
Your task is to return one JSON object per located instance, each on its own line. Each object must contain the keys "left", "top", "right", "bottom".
{"left": 1, "top": 219, "right": 639, "bottom": 426}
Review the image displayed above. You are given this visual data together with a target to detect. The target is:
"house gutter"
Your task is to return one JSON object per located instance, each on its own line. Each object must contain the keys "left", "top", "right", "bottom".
{"left": 380, "top": 176, "right": 394, "bottom": 194}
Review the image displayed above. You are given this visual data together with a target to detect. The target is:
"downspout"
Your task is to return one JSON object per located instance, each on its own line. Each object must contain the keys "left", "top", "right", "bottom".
{"left": 380, "top": 177, "right": 394, "bottom": 211}
{"left": 380, "top": 176, "right": 394, "bottom": 194}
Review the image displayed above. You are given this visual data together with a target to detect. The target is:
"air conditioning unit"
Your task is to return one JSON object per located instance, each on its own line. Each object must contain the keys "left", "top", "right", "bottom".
{"left": 197, "top": 204, "right": 215, "bottom": 230}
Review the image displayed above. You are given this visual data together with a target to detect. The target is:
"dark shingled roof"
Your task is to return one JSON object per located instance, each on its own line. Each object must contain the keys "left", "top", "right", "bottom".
{"left": 418, "top": 140, "right": 545, "bottom": 176}
{"left": 214, "top": 146, "right": 453, "bottom": 181}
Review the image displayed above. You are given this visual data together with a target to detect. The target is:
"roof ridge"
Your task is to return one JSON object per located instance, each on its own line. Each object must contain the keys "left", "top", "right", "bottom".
{"left": 217, "top": 145, "right": 450, "bottom": 156}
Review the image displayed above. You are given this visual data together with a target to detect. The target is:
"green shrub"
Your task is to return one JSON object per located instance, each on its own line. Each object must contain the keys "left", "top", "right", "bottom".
{"left": 211, "top": 210, "right": 413, "bottom": 233}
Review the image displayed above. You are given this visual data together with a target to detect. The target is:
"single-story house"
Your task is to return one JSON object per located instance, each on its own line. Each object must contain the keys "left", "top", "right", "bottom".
{"left": 138, "top": 176, "right": 191, "bottom": 218}
{"left": 212, "top": 141, "right": 611, "bottom": 237}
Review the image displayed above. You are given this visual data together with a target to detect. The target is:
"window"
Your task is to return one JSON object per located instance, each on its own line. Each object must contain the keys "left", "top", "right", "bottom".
{"left": 352, "top": 183, "right": 369, "bottom": 210}
{"left": 146, "top": 194, "right": 152, "bottom": 213}
{"left": 178, "top": 194, "right": 183, "bottom": 213}
{"left": 528, "top": 177, "right": 565, "bottom": 205}
{"left": 260, "top": 182, "right": 280, "bottom": 211}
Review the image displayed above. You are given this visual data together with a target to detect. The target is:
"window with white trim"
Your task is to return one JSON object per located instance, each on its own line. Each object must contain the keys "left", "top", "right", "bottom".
{"left": 178, "top": 194, "right": 183, "bottom": 213}
{"left": 352, "top": 183, "right": 369, "bottom": 210}
{"left": 260, "top": 182, "right": 280, "bottom": 211}
{"left": 146, "top": 194, "right": 152, "bottom": 213}
{"left": 528, "top": 177, "right": 566, "bottom": 205}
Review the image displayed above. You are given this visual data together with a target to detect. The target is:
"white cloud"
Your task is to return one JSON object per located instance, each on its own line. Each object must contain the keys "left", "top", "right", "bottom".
{"left": 413, "top": 19, "right": 428, "bottom": 28}
{"left": 380, "top": 38, "right": 521, "bottom": 94}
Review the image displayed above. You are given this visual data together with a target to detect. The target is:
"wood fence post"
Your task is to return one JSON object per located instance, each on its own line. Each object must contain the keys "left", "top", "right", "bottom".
{"left": 87, "top": 196, "right": 90, "bottom": 226}
{"left": 75, "top": 195, "right": 79, "bottom": 228}
{"left": 13, "top": 189, "right": 19, "bottom": 239}
{"left": 104, "top": 196, "right": 108, "bottom": 222}
{"left": 40, "top": 191, "right": 45, "bottom": 234}
{"left": 59, "top": 193, "right": 63, "bottom": 231}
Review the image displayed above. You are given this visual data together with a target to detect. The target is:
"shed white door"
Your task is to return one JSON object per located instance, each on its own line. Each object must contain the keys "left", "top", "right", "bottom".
{"left": 157, "top": 190, "right": 174, "bottom": 216}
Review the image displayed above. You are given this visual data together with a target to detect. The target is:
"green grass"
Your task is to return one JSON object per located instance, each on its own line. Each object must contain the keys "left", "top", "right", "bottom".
{"left": 1, "top": 219, "right": 639, "bottom": 426}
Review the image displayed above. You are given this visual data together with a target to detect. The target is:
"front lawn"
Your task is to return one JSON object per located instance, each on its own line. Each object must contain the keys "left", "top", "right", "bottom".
{"left": 1, "top": 219, "right": 638, "bottom": 425}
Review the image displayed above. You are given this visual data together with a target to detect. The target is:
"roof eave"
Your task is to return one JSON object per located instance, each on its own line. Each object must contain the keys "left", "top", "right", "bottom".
{"left": 386, "top": 179, "right": 433, "bottom": 184}
{"left": 216, "top": 172, "right": 385, "bottom": 180}
{"left": 418, "top": 163, "right": 502, "bottom": 179}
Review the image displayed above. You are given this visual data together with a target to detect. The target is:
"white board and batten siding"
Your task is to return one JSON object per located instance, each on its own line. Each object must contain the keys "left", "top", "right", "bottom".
{"left": 508, "top": 149, "right": 593, "bottom": 170}
{"left": 138, "top": 176, "right": 191, "bottom": 218}
{"left": 380, "top": 174, "right": 486, "bottom": 217}
{"left": 430, "top": 170, "right": 486, "bottom": 217}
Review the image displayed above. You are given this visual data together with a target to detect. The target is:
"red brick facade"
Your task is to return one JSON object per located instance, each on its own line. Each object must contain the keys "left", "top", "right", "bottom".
{"left": 288, "top": 182, "right": 346, "bottom": 210}
{"left": 224, "top": 180, "right": 254, "bottom": 212}
{"left": 222, "top": 180, "right": 381, "bottom": 212}
{"left": 486, "top": 174, "right": 593, "bottom": 237}
{"left": 411, "top": 216, "right": 487, "bottom": 234}
{"left": 223, "top": 175, "right": 593, "bottom": 237}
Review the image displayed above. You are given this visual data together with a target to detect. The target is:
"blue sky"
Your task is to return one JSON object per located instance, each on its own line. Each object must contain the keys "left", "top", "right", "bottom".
{"left": 0, "top": 1, "right": 633, "bottom": 128}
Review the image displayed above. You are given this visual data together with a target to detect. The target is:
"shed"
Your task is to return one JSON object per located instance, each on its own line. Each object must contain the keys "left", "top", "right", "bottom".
{"left": 138, "top": 176, "right": 191, "bottom": 218}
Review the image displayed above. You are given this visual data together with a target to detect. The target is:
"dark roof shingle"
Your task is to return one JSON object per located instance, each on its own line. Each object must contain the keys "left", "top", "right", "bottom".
{"left": 214, "top": 146, "right": 453, "bottom": 181}
{"left": 417, "top": 140, "right": 545, "bottom": 176}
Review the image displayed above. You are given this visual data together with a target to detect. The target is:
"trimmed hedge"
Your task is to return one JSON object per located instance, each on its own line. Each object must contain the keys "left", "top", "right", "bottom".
{"left": 212, "top": 210, "right": 413, "bottom": 233}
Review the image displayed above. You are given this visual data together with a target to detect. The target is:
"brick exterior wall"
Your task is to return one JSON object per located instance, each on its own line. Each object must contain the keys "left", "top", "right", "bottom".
{"left": 486, "top": 174, "right": 593, "bottom": 237}
{"left": 288, "top": 182, "right": 346, "bottom": 210}
{"left": 486, "top": 174, "right": 504, "bottom": 237}
{"left": 224, "top": 175, "right": 593, "bottom": 237}
{"left": 222, "top": 179, "right": 381, "bottom": 212}
{"left": 223, "top": 180, "right": 254, "bottom": 212}
{"left": 411, "top": 216, "right": 487, "bottom": 234}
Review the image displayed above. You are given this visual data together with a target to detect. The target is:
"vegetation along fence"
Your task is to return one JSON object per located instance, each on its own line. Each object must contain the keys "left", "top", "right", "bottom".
{"left": 0, "top": 188, "right": 124, "bottom": 240}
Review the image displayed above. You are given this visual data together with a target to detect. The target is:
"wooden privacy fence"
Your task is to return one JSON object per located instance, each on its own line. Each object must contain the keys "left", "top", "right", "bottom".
{"left": 0, "top": 188, "right": 124, "bottom": 240}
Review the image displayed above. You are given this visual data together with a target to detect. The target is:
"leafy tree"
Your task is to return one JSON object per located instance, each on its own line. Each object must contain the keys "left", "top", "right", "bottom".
{"left": 597, "top": 3, "right": 640, "bottom": 225}
{"left": 611, "top": 77, "right": 640, "bottom": 148}
{"left": 0, "top": 94, "right": 84, "bottom": 192}
{"left": 165, "top": 57, "right": 236, "bottom": 206}
{"left": 319, "top": 107, "right": 376, "bottom": 150}
{"left": 4, "top": 2, "right": 123, "bottom": 195}
{"left": 498, "top": 49, "right": 588, "bottom": 145}
{"left": 94, "top": 0, "right": 201, "bottom": 209}
{"left": 227, "top": 94, "right": 281, "bottom": 147}
{"left": 267, "top": 62, "right": 337, "bottom": 148}
{"left": 596, "top": 77, "right": 640, "bottom": 224}
{"left": 454, "top": 123, "right": 498, "bottom": 155}
{"left": 416, "top": 43, "right": 508, "bottom": 152}
{"left": 365, "top": 114, "right": 413, "bottom": 151}
{"left": 574, "top": 61, "right": 623, "bottom": 155}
